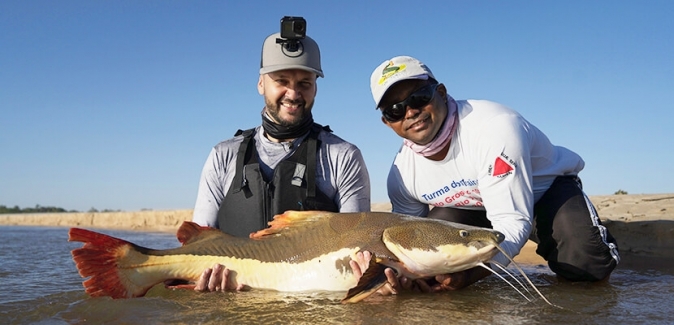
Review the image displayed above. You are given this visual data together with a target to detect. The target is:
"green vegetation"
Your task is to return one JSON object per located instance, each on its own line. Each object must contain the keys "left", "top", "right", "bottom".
{"left": 0, "top": 204, "right": 75, "bottom": 214}
{"left": 0, "top": 204, "right": 123, "bottom": 214}
{"left": 86, "top": 207, "right": 123, "bottom": 213}
{"left": 614, "top": 189, "right": 628, "bottom": 195}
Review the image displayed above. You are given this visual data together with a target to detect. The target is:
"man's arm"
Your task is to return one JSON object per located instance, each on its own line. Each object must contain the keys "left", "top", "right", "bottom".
{"left": 191, "top": 144, "right": 239, "bottom": 292}
{"left": 331, "top": 144, "right": 372, "bottom": 213}
{"left": 387, "top": 164, "right": 430, "bottom": 217}
{"left": 192, "top": 148, "right": 227, "bottom": 227}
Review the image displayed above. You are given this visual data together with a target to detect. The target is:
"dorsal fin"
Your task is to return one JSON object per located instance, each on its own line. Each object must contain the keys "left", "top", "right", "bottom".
{"left": 176, "top": 221, "right": 228, "bottom": 245}
{"left": 250, "top": 210, "right": 330, "bottom": 239}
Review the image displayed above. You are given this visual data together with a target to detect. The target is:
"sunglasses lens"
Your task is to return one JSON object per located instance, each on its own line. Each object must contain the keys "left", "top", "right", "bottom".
{"left": 384, "top": 104, "right": 406, "bottom": 121}
{"left": 407, "top": 89, "right": 433, "bottom": 108}
{"left": 381, "top": 83, "right": 437, "bottom": 122}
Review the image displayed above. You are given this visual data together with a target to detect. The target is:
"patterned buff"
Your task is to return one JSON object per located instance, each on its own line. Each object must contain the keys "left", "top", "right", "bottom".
{"left": 403, "top": 95, "right": 458, "bottom": 157}
{"left": 261, "top": 109, "right": 314, "bottom": 140}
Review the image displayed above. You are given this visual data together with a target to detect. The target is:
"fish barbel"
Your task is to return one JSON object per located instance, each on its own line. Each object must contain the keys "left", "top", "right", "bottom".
{"left": 69, "top": 210, "right": 550, "bottom": 304}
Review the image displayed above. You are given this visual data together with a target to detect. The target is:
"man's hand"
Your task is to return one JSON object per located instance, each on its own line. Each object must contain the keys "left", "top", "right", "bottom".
{"left": 423, "top": 266, "right": 492, "bottom": 292}
{"left": 349, "top": 251, "right": 400, "bottom": 295}
{"left": 194, "top": 263, "right": 248, "bottom": 292}
{"left": 349, "top": 252, "right": 491, "bottom": 294}
{"left": 349, "top": 251, "right": 437, "bottom": 295}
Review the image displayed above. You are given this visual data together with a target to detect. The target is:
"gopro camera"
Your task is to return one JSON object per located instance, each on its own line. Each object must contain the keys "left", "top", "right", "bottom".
{"left": 280, "top": 16, "right": 306, "bottom": 40}
{"left": 277, "top": 16, "right": 306, "bottom": 52}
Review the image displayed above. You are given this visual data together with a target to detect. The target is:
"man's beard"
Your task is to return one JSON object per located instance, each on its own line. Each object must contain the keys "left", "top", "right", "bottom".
{"left": 265, "top": 98, "right": 313, "bottom": 127}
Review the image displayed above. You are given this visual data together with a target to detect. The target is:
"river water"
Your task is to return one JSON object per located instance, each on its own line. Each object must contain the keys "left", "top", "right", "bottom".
{"left": 1, "top": 225, "right": 672, "bottom": 324}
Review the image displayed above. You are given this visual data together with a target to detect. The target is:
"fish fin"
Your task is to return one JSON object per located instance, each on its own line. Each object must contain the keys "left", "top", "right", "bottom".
{"left": 69, "top": 228, "right": 151, "bottom": 298}
{"left": 176, "top": 221, "right": 226, "bottom": 245}
{"left": 341, "top": 257, "right": 389, "bottom": 304}
{"left": 250, "top": 210, "right": 329, "bottom": 239}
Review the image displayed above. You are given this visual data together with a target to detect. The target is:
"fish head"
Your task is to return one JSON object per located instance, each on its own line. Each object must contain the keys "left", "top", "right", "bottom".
{"left": 382, "top": 218, "right": 505, "bottom": 278}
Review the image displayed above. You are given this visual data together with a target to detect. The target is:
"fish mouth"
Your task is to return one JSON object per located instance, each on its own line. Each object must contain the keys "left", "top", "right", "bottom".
{"left": 468, "top": 241, "right": 493, "bottom": 250}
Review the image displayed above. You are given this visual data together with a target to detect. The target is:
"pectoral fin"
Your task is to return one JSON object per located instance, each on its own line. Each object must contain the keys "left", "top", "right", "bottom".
{"left": 341, "top": 257, "right": 389, "bottom": 304}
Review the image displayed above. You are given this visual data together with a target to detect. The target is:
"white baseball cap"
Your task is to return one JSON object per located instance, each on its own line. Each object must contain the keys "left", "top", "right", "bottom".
{"left": 370, "top": 56, "right": 435, "bottom": 108}
{"left": 260, "top": 33, "right": 323, "bottom": 77}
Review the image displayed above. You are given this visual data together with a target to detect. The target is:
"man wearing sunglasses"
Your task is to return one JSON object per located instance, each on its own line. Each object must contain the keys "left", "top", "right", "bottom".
{"left": 189, "top": 25, "right": 372, "bottom": 292}
{"left": 354, "top": 55, "right": 619, "bottom": 294}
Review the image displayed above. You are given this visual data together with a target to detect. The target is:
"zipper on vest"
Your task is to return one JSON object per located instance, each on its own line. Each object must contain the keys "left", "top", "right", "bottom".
{"left": 263, "top": 182, "right": 274, "bottom": 225}
{"left": 241, "top": 166, "right": 248, "bottom": 189}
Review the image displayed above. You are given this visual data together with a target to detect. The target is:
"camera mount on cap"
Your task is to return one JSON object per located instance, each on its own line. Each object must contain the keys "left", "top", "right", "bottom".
{"left": 276, "top": 16, "right": 306, "bottom": 53}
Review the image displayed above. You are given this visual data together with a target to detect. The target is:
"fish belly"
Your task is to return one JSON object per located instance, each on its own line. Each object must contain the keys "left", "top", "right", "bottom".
{"left": 225, "top": 247, "right": 360, "bottom": 292}
{"left": 136, "top": 247, "right": 360, "bottom": 292}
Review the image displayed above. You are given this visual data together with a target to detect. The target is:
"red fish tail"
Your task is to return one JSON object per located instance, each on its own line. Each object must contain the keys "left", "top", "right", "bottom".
{"left": 69, "top": 228, "right": 149, "bottom": 298}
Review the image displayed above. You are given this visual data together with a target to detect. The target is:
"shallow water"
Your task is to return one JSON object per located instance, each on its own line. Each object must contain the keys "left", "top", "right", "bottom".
{"left": 1, "top": 226, "right": 672, "bottom": 325}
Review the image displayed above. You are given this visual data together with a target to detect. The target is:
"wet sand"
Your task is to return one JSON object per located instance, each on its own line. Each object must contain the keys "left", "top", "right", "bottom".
{"left": 2, "top": 193, "right": 673, "bottom": 266}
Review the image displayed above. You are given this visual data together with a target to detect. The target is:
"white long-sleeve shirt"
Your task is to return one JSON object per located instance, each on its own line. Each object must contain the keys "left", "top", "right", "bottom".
{"left": 387, "top": 99, "right": 584, "bottom": 265}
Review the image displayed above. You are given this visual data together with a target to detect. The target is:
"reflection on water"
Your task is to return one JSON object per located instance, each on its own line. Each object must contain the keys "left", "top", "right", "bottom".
{"left": 1, "top": 226, "right": 672, "bottom": 325}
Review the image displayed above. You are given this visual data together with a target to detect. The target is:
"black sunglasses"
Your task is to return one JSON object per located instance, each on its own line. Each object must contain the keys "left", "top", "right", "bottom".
{"left": 380, "top": 83, "right": 439, "bottom": 122}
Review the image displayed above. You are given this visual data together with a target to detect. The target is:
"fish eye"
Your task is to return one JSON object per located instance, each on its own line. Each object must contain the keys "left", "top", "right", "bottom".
{"left": 459, "top": 230, "right": 469, "bottom": 237}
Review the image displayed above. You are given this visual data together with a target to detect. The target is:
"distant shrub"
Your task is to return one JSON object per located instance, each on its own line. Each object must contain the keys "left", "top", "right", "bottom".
{"left": 614, "top": 189, "right": 628, "bottom": 195}
{"left": 0, "top": 204, "right": 71, "bottom": 214}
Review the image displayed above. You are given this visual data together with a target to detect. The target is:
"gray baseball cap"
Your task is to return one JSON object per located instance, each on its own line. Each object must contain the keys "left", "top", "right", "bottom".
{"left": 259, "top": 32, "right": 324, "bottom": 78}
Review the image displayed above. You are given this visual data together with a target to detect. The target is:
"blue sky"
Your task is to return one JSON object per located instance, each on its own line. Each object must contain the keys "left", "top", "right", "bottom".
{"left": 1, "top": 1, "right": 672, "bottom": 212}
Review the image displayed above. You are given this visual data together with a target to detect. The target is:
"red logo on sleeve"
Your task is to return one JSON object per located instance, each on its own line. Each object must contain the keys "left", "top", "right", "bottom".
{"left": 492, "top": 157, "right": 514, "bottom": 177}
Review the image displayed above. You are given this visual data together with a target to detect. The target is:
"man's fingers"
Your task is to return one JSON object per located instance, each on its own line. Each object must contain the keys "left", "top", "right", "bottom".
{"left": 384, "top": 268, "right": 399, "bottom": 293}
{"left": 373, "top": 268, "right": 400, "bottom": 296}
{"left": 435, "top": 274, "right": 451, "bottom": 285}
{"left": 441, "top": 273, "right": 467, "bottom": 291}
{"left": 362, "top": 250, "right": 372, "bottom": 261}
{"left": 416, "top": 279, "right": 436, "bottom": 292}
{"left": 221, "top": 268, "right": 230, "bottom": 291}
{"left": 350, "top": 250, "right": 374, "bottom": 280}
{"left": 194, "top": 264, "right": 248, "bottom": 293}
{"left": 349, "top": 260, "right": 363, "bottom": 278}
{"left": 430, "top": 273, "right": 461, "bottom": 292}
{"left": 381, "top": 283, "right": 395, "bottom": 295}
{"left": 208, "top": 264, "right": 222, "bottom": 291}
{"left": 357, "top": 251, "right": 371, "bottom": 272}
{"left": 400, "top": 277, "right": 413, "bottom": 290}
{"left": 194, "top": 268, "right": 212, "bottom": 292}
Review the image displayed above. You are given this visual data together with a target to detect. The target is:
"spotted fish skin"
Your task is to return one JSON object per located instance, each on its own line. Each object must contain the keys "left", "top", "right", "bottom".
{"left": 69, "top": 211, "right": 505, "bottom": 300}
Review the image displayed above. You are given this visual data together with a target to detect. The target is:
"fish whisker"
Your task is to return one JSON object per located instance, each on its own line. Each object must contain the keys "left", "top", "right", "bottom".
{"left": 490, "top": 261, "right": 534, "bottom": 297}
{"left": 477, "top": 262, "right": 532, "bottom": 302}
{"left": 491, "top": 245, "right": 558, "bottom": 307}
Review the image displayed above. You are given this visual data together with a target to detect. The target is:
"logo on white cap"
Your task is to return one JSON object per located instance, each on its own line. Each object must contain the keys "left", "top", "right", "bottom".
{"left": 370, "top": 56, "right": 434, "bottom": 108}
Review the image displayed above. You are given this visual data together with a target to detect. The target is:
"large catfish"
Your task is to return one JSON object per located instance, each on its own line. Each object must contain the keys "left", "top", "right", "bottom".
{"left": 69, "top": 210, "right": 548, "bottom": 304}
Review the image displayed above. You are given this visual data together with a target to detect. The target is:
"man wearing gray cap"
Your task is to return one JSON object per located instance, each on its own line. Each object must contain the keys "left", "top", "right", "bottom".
{"left": 354, "top": 55, "right": 619, "bottom": 294}
{"left": 190, "top": 25, "right": 371, "bottom": 292}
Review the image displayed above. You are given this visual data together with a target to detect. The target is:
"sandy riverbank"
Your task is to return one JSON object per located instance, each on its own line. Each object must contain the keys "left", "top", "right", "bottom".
{"left": 2, "top": 194, "right": 673, "bottom": 266}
